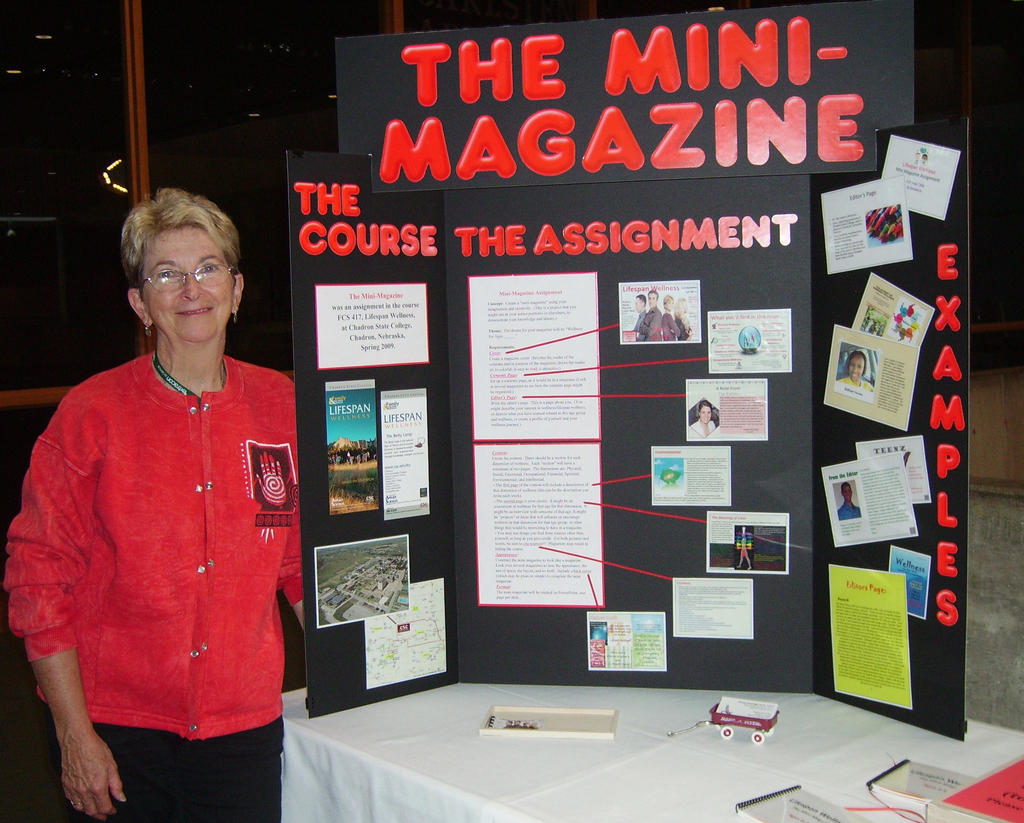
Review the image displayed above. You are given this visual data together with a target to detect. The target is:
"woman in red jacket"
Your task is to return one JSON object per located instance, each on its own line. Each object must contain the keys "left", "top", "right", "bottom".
{"left": 5, "top": 188, "right": 303, "bottom": 822}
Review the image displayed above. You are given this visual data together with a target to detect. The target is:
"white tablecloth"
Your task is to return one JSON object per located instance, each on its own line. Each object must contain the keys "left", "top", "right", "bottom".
{"left": 282, "top": 684, "right": 1024, "bottom": 823}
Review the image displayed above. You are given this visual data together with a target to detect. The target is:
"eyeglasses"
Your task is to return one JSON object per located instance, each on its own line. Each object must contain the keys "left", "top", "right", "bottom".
{"left": 143, "top": 263, "right": 237, "bottom": 292}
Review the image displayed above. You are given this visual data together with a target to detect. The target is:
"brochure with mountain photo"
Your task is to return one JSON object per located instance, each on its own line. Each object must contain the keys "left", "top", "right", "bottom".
{"left": 326, "top": 379, "right": 379, "bottom": 515}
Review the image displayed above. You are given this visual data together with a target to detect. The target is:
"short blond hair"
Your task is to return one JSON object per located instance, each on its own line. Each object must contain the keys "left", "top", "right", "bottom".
{"left": 121, "top": 188, "right": 240, "bottom": 289}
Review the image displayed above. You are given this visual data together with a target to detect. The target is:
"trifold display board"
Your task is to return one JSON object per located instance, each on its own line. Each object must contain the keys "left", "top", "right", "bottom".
{"left": 288, "top": 0, "right": 970, "bottom": 739}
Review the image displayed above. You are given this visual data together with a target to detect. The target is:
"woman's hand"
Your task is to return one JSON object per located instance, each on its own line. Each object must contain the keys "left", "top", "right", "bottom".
{"left": 31, "top": 649, "right": 127, "bottom": 819}
{"left": 59, "top": 724, "right": 125, "bottom": 819}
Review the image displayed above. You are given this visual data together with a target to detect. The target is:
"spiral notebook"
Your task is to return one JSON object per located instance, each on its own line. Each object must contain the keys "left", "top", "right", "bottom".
{"left": 736, "top": 786, "right": 871, "bottom": 823}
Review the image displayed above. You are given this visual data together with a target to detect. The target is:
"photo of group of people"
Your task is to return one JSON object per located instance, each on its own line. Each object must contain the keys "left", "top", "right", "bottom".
{"left": 619, "top": 280, "right": 701, "bottom": 344}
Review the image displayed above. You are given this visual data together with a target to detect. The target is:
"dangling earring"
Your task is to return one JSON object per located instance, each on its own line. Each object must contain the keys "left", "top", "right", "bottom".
{"left": 144, "top": 324, "right": 151, "bottom": 337}
{"left": 232, "top": 310, "right": 238, "bottom": 324}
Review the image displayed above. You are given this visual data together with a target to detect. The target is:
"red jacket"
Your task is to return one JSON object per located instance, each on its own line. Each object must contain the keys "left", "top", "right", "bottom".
{"left": 5, "top": 355, "right": 303, "bottom": 740}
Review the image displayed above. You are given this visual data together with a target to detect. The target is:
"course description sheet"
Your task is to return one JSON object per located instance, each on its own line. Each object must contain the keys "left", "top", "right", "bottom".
{"left": 475, "top": 443, "right": 604, "bottom": 607}
{"left": 468, "top": 272, "right": 600, "bottom": 441}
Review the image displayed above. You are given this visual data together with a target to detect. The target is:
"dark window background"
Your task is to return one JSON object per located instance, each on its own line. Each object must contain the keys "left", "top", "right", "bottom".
{"left": 143, "top": 1, "right": 379, "bottom": 372}
{"left": 0, "top": 1, "right": 132, "bottom": 392}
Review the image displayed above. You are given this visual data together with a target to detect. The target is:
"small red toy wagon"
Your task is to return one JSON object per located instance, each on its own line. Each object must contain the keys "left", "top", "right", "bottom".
{"left": 710, "top": 700, "right": 779, "bottom": 744}
{"left": 668, "top": 696, "right": 780, "bottom": 744}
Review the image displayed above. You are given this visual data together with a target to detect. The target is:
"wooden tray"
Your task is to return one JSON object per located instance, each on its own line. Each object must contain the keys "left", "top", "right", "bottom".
{"left": 479, "top": 705, "right": 618, "bottom": 739}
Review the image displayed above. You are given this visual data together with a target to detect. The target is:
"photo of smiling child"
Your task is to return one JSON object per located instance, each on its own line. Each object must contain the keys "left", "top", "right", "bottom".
{"left": 834, "top": 342, "right": 879, "bottom": 405}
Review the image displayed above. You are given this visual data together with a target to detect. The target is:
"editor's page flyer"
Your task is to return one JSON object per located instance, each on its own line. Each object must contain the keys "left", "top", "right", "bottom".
{"left": 829, "top": 564, "right": 912, "bottom": 708}
{"left": 475, "top": 443, "right": 604, "bottom": 607}
{"left": 685, "top": 378, "right": 768, "bottom": 441}
{"left": 856, "top": 435, "right": 931, "bottom": 504}
{"left": 821, "top": 454, "right": 918, "bottom": 548}
{"left": 468, "top": 272, "right": 600, "bottom": 442}
{"left": 824, "top": 325, "right": 921, "bottom": 431}
{"left": 821, "top": 176, "right": 914, "bottom": 274}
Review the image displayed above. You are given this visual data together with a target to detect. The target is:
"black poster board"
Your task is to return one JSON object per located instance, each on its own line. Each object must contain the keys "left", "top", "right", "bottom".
{"left": 288, "top": 0, "right": 971, "bottom": 739}
{"left": 287, "top": 151, "right": 459, "bottom": 716}
{"left": 811, "top": 119, "right": 970, "bottom": 740}
{"left": 445, "top": 175, "right": 814, "bottom": 690}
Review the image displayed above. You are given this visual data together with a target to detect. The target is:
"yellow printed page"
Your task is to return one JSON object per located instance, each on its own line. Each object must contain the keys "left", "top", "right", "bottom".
{"left": 829, "top": 565, "right": 912, "bottom": 708}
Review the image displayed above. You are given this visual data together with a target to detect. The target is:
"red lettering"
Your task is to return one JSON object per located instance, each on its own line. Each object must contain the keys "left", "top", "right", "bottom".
{"left": 585, "top": 222, "right": 609, "bottom": 254}
{"left": 456, "top": 116, "right": 517, "bottom": 180}
{"left": 293, "top": 182, "right": 316, "bottom": 215}
{"left": 788, "top": 17, "right": 811, "bottom": 84}
{"left": 686, "top": 24, "right": 710, "bottom": 91}
{"left": 746, "top": 97, "right": 807, "bottom": 165}
{"left": 937, "top": 542, "right": 958, "bottom": 577}
{"left": 518, "top": 109, "right": 576, "bottom": 176}
{"left": 380, "top": 118, "right": 451, "bottom": 184}
{"left": 742, "top": 216, "right": 771, "bottom": 248}
{"left": 478, "top": 226, "right": 504, "bottom": 257}
{"left": 420, "top": 225, "right": 438, "bottom": 256}
{"left": 605, "top": 26, "right": 681, "bottom": 95}
{"left": 400, "top": 224, "right": 420, "bottom": 256}
{"left": 562, "top": 223, "right": 586, "bottom": 255}
{"left": 936, "top": 444, "right": 961, "bottom": 478}
{"left": 936, "top": 590, "right": 959, "bottom": 626}
{"left": 622, "top": 220, "right": 650, "bottom": 253}
{"left": 719, "top": 20, "right": 779, "bottom": 89}
{"left": 533, "top": 224, "right": 562, "bottom": 255}
{"left": 715, "top": 100, "right": 738, "bottom": 167}
{"left": 355, "top": 223, "right": 378, "bottom": 255}
{"left": 379, "top": 225, "right": 400, "bottom": 256}
{"left": 341, "top": 185, "right": 360, "bottom": 216}
{"left": 327, "top": 223, "right": 355, "bottom": 255}
{"left": 651, "top": 220, "right": 679, "bottom": 252}
{"left": 817, "top": 95, "right": 864, "bottom": 162}
{"left": 650, "top": 103, "right": 705, "bottom": 169}
{"left": 937, "top": 492, "right": 958, "bottom": 528}
{"left": 453, "top": 226, "right": 477, "bottom": 257}
{"left": 582, "top": 107, "right": 645, "bottom": 173}
{"left": 506, "top": 225, "right": 526, "bottom": 256}
{"left": 402, "top": 43, "right": 452, "bottom": 106}
{"left": 299, "top": 220, "right": 326, "bottom": 255}
{"left": 459, "top": 38, "right": 513, "bottom": 104}
{"left": 930, "top": 396, "right": 965, "bottom": 431}
{"left": 937, "top": 243, "right": 959, "bottom": 279}
{"left": 316, "top": 182, "right": 342, "bottom": 215}
{"left": 681, "top": 218, "right": 718, "bottom": 250}
{"left": 522, "top": 35, "right": 565, "bottom": 100}
{"left": 935, "top": 295, "right": 962, "bottom": 332}
{"left": 718, "top": 216, "right": 740, "bottom": 248}
{"left": 932, "top": 346, "right": 963, "bottom": 381}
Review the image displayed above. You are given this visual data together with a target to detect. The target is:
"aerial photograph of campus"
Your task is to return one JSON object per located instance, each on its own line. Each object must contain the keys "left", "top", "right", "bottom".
{"left": 315, "top": 534, "right": 410, "bottom": 628}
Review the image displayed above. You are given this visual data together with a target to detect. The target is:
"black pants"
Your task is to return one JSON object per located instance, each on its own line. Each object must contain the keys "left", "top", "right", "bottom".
{"left": 46, "top": 710, "right": 284, "bottom": 823}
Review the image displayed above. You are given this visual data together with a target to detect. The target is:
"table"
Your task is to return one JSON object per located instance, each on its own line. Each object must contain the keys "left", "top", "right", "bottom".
{"left": 282, "top": 684, "right": 1024, "bottom": 823}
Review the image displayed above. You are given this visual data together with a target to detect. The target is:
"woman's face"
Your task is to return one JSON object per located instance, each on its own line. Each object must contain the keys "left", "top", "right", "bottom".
{"left": 699, "top": 403, "right": 712, "bottom": 423}
{"left": 128, "top": 227, "right": 242, "bottom": 350}
{"left": 663, "top": 295, "right": 674, "bottom": 312}
{"left": 847, "top": 354, "right": 865, "bottom": 384}
{"left": 677, "top": 298, "right": 688, "bottom": 314}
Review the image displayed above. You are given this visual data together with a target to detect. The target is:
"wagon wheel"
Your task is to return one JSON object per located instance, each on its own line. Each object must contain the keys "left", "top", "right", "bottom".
{"left": 720, "top": 725, "right": 734, "bottom": 739}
